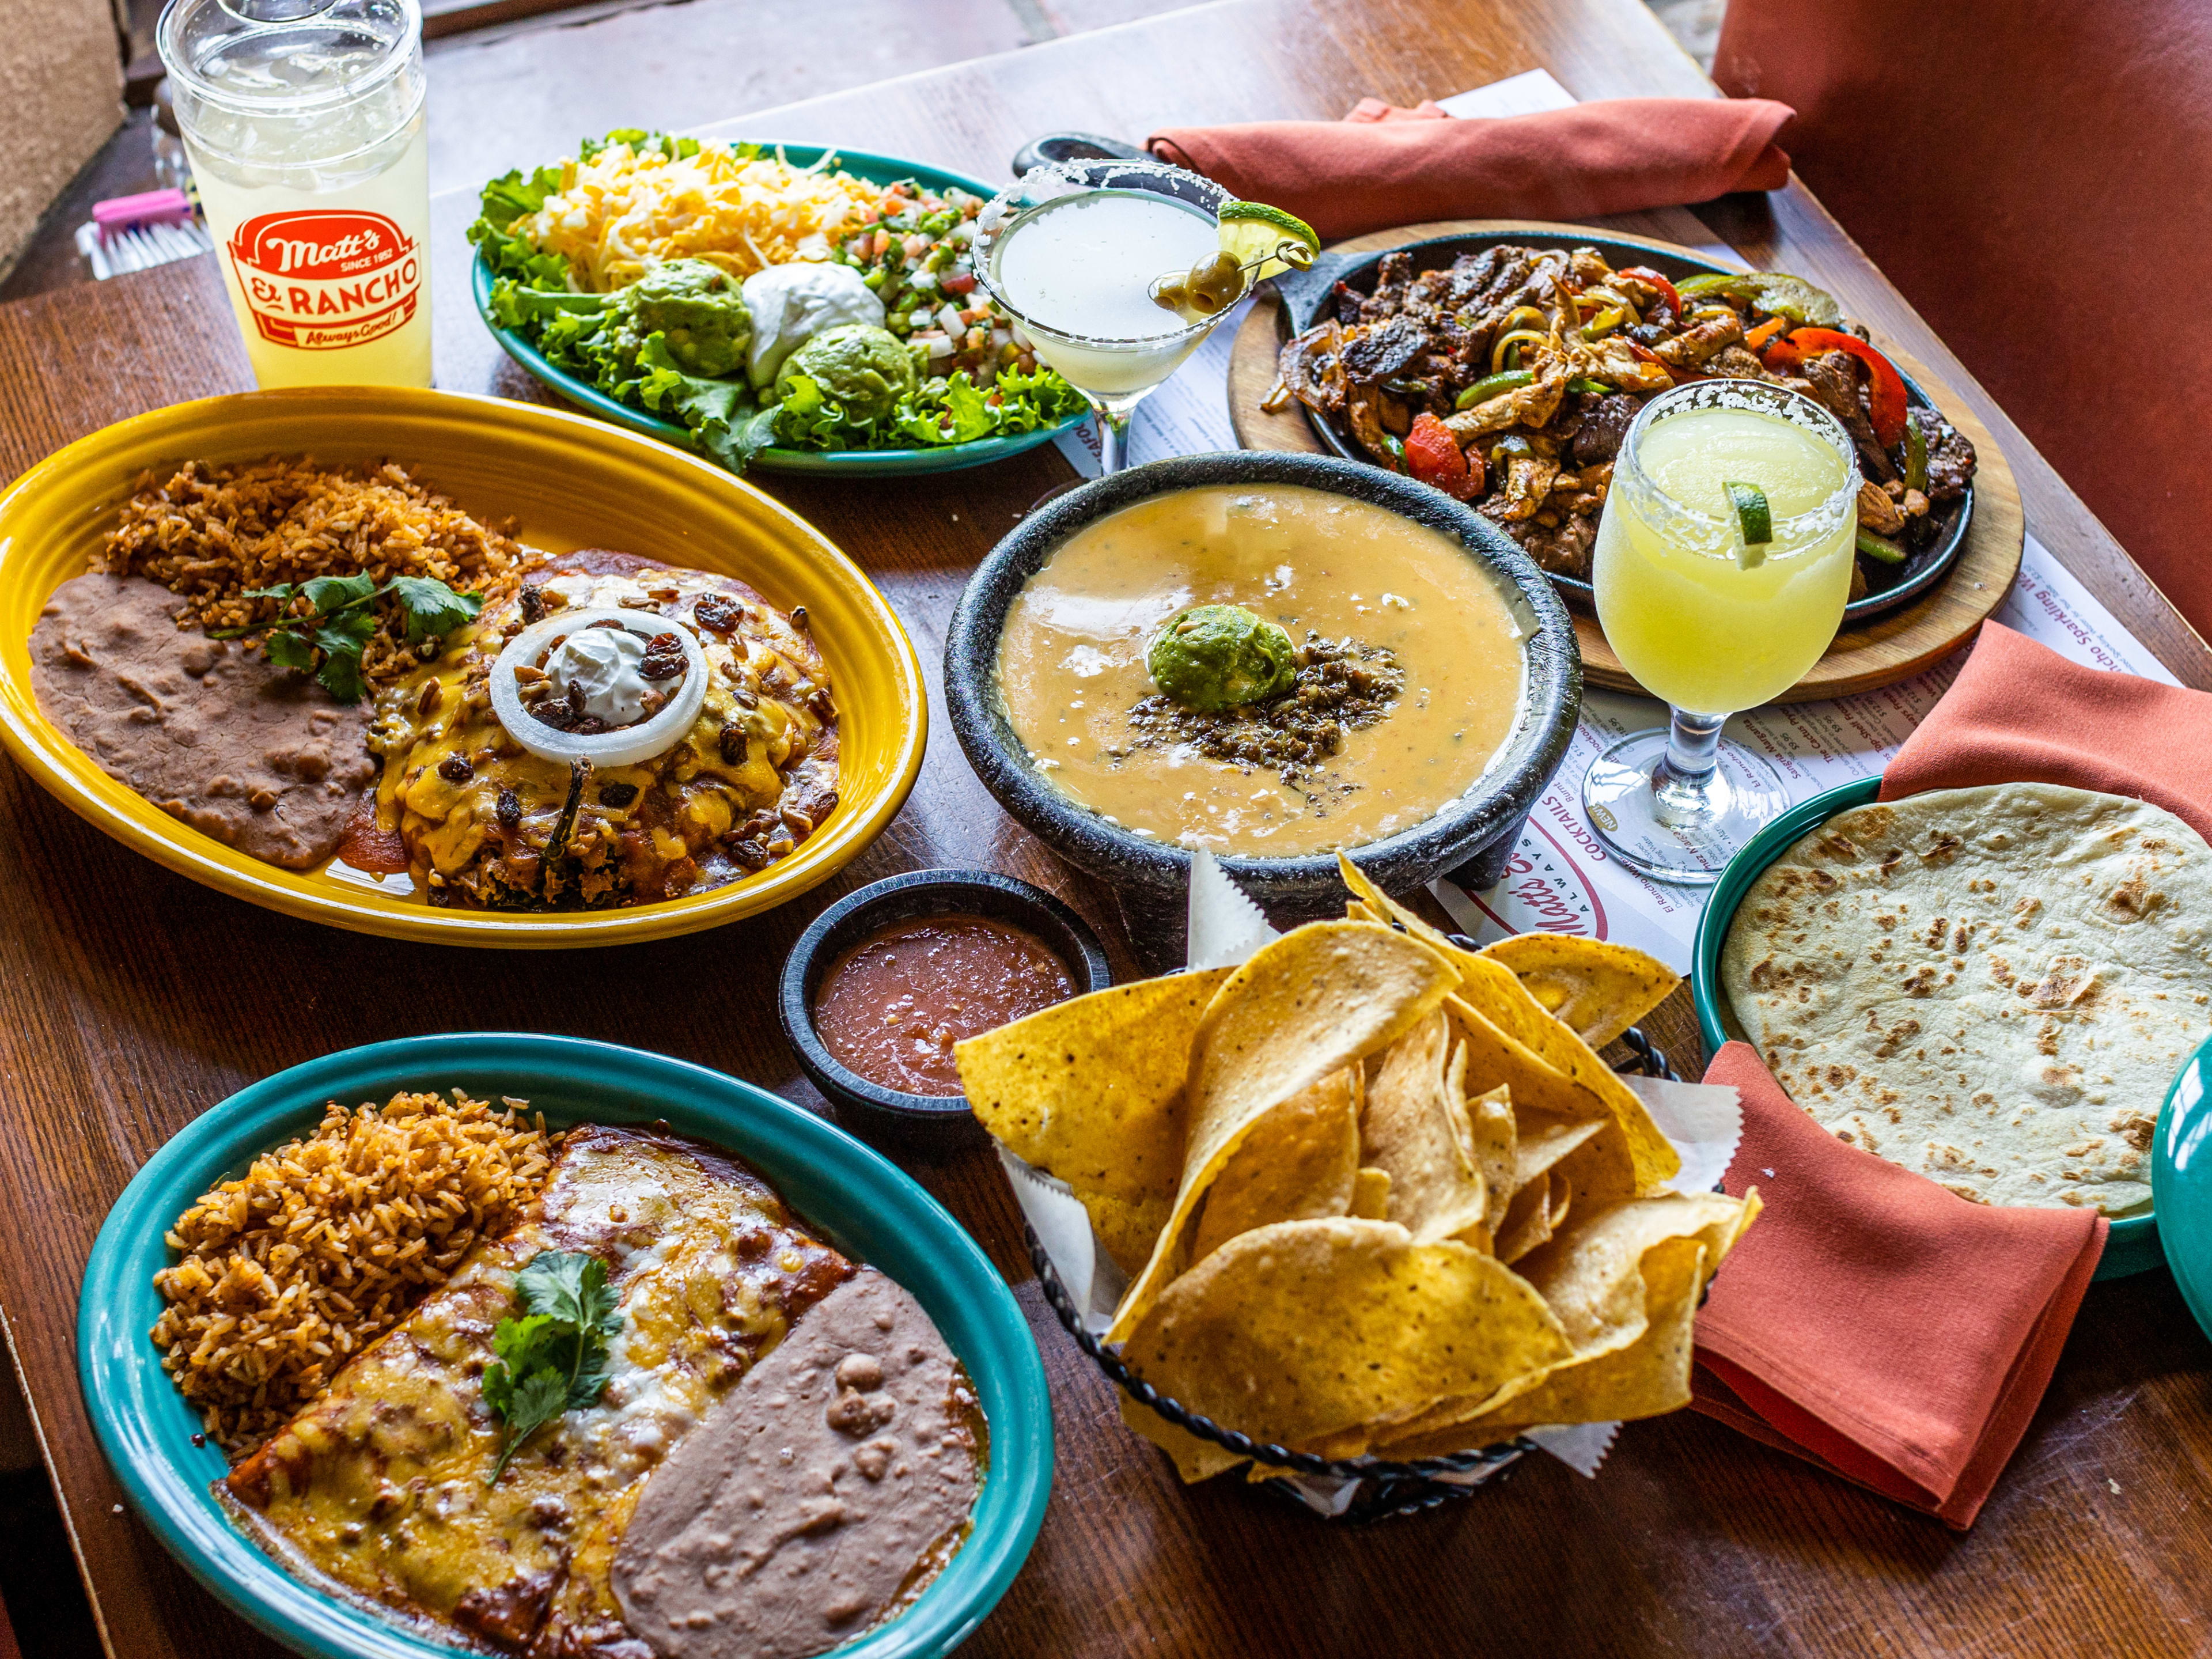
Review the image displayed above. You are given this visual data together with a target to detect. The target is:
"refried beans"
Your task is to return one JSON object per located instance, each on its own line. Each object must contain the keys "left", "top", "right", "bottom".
{"left": 612, "top": 1267, "right": 982, "bottom": 1659}
{"left": 31, "top": 573, "right": 377, "bottom": 870}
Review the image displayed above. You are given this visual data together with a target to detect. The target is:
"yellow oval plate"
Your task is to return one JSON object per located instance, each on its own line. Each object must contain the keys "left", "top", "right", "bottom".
{"left": 0, "top": 386, "right": 926, "bottom": 947}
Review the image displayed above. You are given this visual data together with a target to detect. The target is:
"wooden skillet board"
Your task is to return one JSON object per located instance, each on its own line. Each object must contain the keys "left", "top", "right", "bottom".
{"left": 1228, "top": 220, "right": 2026, "bottom": 704}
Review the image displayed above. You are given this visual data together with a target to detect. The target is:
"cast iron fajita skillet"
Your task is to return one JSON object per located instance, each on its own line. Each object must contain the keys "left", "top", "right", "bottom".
{"left": 1267, "top": 228, "right": 1974, "bottom": 623}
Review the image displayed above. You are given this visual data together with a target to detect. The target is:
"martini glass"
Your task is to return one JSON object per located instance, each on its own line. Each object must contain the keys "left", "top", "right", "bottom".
{"left": 1581, "top": 380, "right": 1859, "bottom": 884}
{"left": 974, "top": 158, "right": 1236, "bottom": 475}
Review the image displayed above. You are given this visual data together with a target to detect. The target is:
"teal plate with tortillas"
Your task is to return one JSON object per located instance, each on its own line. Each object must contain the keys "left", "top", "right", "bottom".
{"left": 1692, "top": 777, "right": 2163, "bottom": 1281}
{"left": 78, "top": 1033, "right": 1051, "bottom": 1659}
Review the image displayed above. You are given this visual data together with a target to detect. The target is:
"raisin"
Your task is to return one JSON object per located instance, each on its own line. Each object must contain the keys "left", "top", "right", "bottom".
{"left": 497, "top": 787, "right": 522, "bottom": 831}
{"left": 718, "top": 725, "right": 748, "bottom": 766}
{"left": 598, "top": 782, "right": 638, "bottom": 808}
{"left": 789, "top": 605, "right": 809, "bottom": 630}
{"left": 693, "top": 593, "right": 740, "bottom": 634}
{"left": 438, "top": 755, "right": 474, "bottom": 783}
{"left": 518, "top": 585, "right": 547, "bottom": 623}
{"left": 639, "top": 633, "right": 686, "bottom": 681}
{"left": 722, "top": 837, "right": 773, "bottom": 872}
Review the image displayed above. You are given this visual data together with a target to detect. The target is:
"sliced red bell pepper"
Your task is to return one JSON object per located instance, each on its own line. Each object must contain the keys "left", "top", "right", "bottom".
{"left": 1404, "top": 412, "right": 1475, "bottom": 500}
{"left": 1786, "top": 328, "right": 1907, "bottom": 449}
{"left": 1616, "top": 265, "right": 1681, "bottom": 327}
{"left": 1745, "top": 315, "right": 1789, "bottom": 351}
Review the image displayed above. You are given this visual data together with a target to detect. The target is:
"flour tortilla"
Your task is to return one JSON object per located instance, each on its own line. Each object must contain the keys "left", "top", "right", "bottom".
{"left": 1721, "top": 783, "right": 2212, "bottom": 1214}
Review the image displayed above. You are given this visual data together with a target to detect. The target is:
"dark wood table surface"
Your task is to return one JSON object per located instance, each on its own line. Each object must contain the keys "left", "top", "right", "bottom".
{"left": 3, "top": 2, "right": 2210, "bottom": 1655}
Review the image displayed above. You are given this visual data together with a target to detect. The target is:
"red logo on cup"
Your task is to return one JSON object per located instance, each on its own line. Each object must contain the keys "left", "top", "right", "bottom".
{"left": 225, "top": 209, "right": 422, "bottom": 351}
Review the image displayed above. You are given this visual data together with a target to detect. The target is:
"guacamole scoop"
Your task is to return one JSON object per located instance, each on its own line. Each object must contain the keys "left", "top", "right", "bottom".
{"left": 773, "top": 324, "right": 920, "bottom": 425}
{"left": 1146, "top": 605, "right": 1297, "bottom": 711}
{"left": 618, "top": 259, "right": 750, "bottom": 378}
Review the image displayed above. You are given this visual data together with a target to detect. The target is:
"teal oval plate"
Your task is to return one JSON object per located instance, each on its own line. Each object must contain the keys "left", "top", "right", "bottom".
{"left": 472, "top": 142, "right": 1088, "bottom": 477}
{"left": 78, "top": 1033, "right": 1052, "bottom": 1659}
{"left": 2154, "top": 1032, "right": 2212, "bottom": 1339}
{"left": 1692, "top": 778, "right": 2160, "bottom": 1280}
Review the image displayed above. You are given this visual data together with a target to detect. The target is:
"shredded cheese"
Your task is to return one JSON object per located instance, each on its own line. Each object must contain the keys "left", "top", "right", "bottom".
{"left": 523, "top": 140, "right": 889, "bottom": 292}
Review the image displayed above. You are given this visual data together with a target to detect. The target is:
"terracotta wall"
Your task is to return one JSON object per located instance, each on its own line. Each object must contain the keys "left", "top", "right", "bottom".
{"left": 0, "top": 0, "right": 124, "bottom": 277}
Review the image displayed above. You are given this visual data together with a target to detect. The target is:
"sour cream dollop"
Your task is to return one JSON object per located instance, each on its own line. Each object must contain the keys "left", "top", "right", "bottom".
{"left": 544, "top": 625, "right": 651, "bottom": 726}
{"left": 741, "top": 262, "right": 885, "bottom": 388}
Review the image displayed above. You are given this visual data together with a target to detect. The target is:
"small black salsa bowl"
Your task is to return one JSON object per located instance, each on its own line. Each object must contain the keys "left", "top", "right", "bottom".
{"left": 779, "top": 869, "right": 1113, "bottom": 1142}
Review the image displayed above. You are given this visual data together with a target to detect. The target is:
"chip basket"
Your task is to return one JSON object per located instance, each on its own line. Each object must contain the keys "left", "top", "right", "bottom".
{"left": 1032, "top": 946, "right": 1680, "bottom": 1524}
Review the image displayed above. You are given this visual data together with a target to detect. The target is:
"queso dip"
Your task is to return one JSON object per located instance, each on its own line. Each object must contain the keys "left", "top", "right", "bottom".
{"left": 994, "top": 484, "right": 1528, "bottom": 856}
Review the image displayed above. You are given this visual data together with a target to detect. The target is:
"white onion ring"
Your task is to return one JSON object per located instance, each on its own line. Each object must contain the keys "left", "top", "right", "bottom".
{"left": 489, "top": 606, "right": 709, "bottom": 767}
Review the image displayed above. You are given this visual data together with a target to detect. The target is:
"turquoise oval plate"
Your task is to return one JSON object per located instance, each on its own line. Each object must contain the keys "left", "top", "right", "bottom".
{"left": 2153, "top": 1032, "right": 2212, "bottom": 1340}
{"left": 1692, "top": 778, "right": 2160, "bottom": 1280}
{"left": 78, "top": 1033, "right": 1052, "bottom": 1659}
{"left": 472, "top": 142, "right": 1089, "bottom": 477}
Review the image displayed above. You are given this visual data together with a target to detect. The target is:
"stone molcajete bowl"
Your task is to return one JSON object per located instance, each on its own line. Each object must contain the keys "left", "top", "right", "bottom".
{"left": 944, "top": 452, "right": 1582, "bottom": 952}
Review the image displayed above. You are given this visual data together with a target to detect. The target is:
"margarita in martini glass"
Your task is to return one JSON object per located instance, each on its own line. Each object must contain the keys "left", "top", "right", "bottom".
{"left": 975, "top": 159, "right": 1264, "bottom": 473}
{"left": 1582, "top": 380, "right": 1858, "bottom": 884}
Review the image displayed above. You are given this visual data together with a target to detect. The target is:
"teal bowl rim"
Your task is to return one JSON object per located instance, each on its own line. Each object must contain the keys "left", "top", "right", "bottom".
{"left": 1690, "top": 777, "right": 2159, "bottom": 1279}
{"left": 2152, "top": 1032, "right": 2212, "bottom": 1338}
{"left": 77, "top": 1033, "right": 1052, "bottom": 1659}
{"left": 469, "top": 141, "right": 1089, "bottom": 476}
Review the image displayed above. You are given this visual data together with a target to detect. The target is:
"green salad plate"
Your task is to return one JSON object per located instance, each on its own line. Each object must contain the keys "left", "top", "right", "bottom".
{"left": 1692, "top": 777, "right": 2162, "bottom": 1281}
{"left": 472, "top": 143, "right": 1089, "bottom": 477}
{"left": 78, "top": 1032, "right": 1052, "bottom": 1659}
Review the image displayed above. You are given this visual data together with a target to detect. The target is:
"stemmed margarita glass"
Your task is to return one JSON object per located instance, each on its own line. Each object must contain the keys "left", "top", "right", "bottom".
{"left": 1581, "top": 379, "right": 1860, "bottom": 884}
{"left": 974, "top": 158, "right": 1239, "bottom": 476}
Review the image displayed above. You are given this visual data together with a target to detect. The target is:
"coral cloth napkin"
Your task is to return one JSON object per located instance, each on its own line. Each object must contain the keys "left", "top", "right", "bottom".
{"left": 1692, "top": 1043, "right": 2106, "bottom": 1529}
{"left": 1881, "top": 621, "right": 2212, "bottom": 843}
{"left": 1145, "top": 96, "right": 1794, "bottom": 241}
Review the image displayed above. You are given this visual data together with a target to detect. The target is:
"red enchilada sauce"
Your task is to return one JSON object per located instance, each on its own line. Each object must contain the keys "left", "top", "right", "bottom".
{"left": 813, "top": 915, "right": 1075, "bottom": 1095}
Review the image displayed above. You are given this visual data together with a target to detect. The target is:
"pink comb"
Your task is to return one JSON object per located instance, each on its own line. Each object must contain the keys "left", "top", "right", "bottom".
{"left": 93, "top": 188, "right": 196, "bottom": 237}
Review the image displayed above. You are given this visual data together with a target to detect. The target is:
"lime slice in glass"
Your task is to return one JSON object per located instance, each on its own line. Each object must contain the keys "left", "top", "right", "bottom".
{"left": 1218, "top": 202, "right": 1320, "bottom": 279}
{"left": 1725, "top": 480, "right": 1771, "bottom": 569}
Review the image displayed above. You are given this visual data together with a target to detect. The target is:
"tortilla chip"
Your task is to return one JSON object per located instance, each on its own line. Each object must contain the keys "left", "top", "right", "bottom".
{"left": 1480, "top": 933, "right": 1679, "bottom": 1050}
{"left": 1373, "top": 1191, "right": 1757, "bottom": 1455}
{"left": 1511, "top": 1109, "right": 1608, "bottom": 1195}
{"left": 1106, "top": 923, "right": 1457, "bottom": 1343}
{"left": 1463, "top": 1084, "right": 1517, "bottom": 1235}
{"left": 1338, "top": 857, "right": 1679, "bottom": 1194}
{"left": 1444, "top": 995, "right": 1669, "bottom": 1205}
{"left": 1350, "top": 1167, "right": 1392, "bottom": 1219}
{"left": 957, "top": 969, "right": 1233, "bottom": 1274}
{"left": 1518, "top": 1190, "right": 1759, "bottom": 1360}
{"left": 1119, "top": 1217, "right": 1572, "bottom": 1465}
{"left": 1338, "top": 855, "right": 1464, "bottom": 958}
{"left": 1376, "top": 1237, "right": 1711, "bottom": 1457}
{"left": 1363, "top": 1014, "right": 1491, "bottom": 1244}
{"left": 1454, "top": 952, "right": 1680, "bottom": 1194}
{"left": 1116, "top": 1394, "right": 1247, "bottom": 1484}
{"left": 1190, "top": 1069, "right": 1359, "bottom": 1263}
{"left": 1494, "top": 1168, "right": 1560, "bottom": 1264}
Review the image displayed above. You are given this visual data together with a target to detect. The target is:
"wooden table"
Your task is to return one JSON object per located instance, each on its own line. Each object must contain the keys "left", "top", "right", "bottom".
{"left": 3, "top": 2, "right": 2209, "bottom": 1656}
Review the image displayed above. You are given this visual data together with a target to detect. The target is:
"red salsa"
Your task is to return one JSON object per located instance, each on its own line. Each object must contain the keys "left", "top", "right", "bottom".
{"left": 812, "top": 914, "right": 1077, "bottom": 1096}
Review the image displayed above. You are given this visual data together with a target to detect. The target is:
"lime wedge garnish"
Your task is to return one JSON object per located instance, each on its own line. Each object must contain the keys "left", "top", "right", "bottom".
{"left": 1725, "top": 480, "right": 1771, "bottom": 569}
{"left": 1218, "top": 201, "right": 1320, "bottom": 279}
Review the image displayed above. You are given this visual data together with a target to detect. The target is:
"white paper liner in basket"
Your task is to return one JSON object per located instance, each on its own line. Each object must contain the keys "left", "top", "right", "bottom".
{"left": 1001, "top": 853, "right": 1742, "bottom": 1513}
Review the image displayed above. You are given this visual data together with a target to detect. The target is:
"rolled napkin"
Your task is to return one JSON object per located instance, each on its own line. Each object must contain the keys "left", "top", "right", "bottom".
{"left": 1691, "top": 1041, "right": 2105, "bottom": 1528}
{"left": 1146, "top": 96, "right": 1794, "bottom": 241}
{"left": 1883, "top": 621, "right": 2212, "bottom": 843}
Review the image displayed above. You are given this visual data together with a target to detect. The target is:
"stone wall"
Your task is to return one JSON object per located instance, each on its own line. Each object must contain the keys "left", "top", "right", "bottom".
{"left": 0, "top": 0, "right": 124, "bottom": 277}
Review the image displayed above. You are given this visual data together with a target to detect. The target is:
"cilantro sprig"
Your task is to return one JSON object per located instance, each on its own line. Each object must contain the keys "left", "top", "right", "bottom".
{"left": 480, "top": 1251, "right": 622, "bottom": 1484}
{"left": 210, "top": 573, "right": 483, "bottom": 703}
